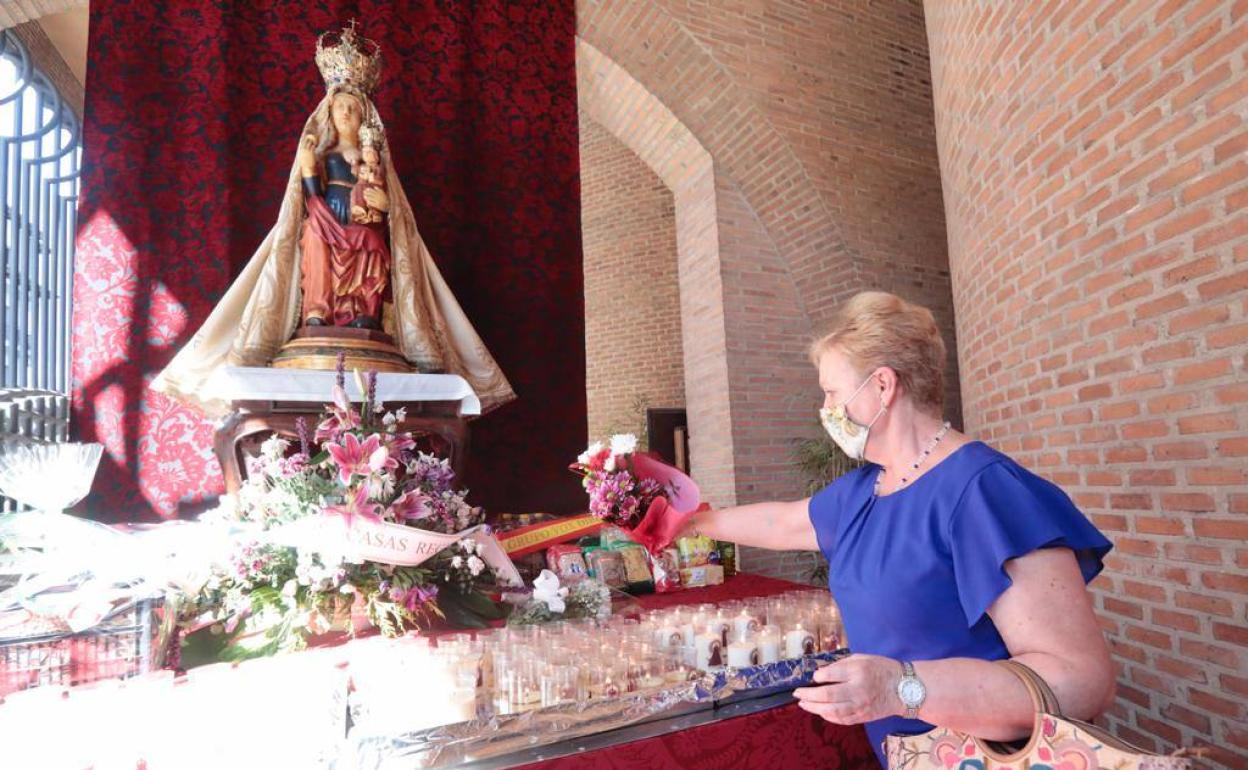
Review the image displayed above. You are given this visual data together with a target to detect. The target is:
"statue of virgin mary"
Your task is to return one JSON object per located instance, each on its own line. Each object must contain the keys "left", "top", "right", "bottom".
{"left": 152, "top": 23, "right": 516, "bottom": 416}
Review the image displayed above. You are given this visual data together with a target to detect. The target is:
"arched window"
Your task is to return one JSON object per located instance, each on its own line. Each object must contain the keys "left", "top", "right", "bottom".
{"left": 0, "top": 29, "right": 81, "bottom": 395}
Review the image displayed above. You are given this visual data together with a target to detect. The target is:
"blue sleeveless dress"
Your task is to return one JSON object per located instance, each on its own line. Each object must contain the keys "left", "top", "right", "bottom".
{"left": 807, "top": 441, "right": 1113, "bottom": 766}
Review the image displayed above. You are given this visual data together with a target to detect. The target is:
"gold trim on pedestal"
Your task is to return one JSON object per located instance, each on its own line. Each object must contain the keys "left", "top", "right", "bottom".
{"left": 271, "top": 334, "right": 413, "bottom": 373}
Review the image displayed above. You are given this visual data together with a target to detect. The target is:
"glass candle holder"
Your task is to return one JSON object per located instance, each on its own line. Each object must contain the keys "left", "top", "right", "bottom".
{"left": 726, "top": 637, "right": 760, "bottom": 668}
{"left": 540, "top": 664, "right": 581, "bottom": 707}
{"left": 756, "top": 627, "right": 782, "bottom": 664}
{"left": 784, "top": 622, "right": 816, "bottom": 659}
{"left": 730, "top": 607, "right": 761, "bottom": 644}
{"left": 694, "top": 622, "right": 725, "bottom": 670}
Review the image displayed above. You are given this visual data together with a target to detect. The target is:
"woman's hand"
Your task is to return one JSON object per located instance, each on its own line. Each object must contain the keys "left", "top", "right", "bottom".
{"left": 363, "top": 186, "right": 389, "bottom": 212}
{"left": 297, "top": 134, "right": 318, "bottom": 176}
{"left": 793, "top": 654, "right": 905, "bottom": 724}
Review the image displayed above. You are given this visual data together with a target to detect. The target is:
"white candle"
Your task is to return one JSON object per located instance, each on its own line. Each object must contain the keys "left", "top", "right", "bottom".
{"left": 655, "top": 626, "right": 683, "bottom": 649}
{"left": 731, "top": 610, "right": 760, "bottom": 644}
{"left": 694, "top": 631, "right": 724, "bottom": 670}
{"left": 758, "top": 634, "right": 781, "bottom": 664}
{"left": 784, "top": 625, "right": 815, "bottom": 659}
{"left": 712, "top": 613, "right": 732, "bottom": 646}
{"left": 679, "top": 620, "right": 697, "bottom": 648}
{"left": 726, "top": 640, "right": 760, "bottom": 668}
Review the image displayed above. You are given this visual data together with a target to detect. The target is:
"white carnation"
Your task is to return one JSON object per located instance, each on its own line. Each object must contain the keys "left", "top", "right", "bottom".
{"left": 578, "top": 441, "right": 604, "bottom": 464}
{"left": 609, "top": 433, "right": 638, "bottom": 456}
{"left": 260, "top": 435, "right": 290, "bottom": 460}
{"left": 451, "top": 555, "right": 464, "bottom": 569}
{"left": 467, "top": 556, "right": 485, "bottom": 576}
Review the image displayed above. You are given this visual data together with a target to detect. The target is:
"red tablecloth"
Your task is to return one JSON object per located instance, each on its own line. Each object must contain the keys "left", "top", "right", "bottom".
{"left": 515, "top": 701, "right": 878, "bottom": 770}
{"left": 513, "top": 574, "right": 880, "bottom": 770}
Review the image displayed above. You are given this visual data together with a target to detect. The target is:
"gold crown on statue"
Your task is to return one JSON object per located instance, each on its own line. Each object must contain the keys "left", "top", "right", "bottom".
{"left": 315, "top": 21, "right": 383, "bottom": 95}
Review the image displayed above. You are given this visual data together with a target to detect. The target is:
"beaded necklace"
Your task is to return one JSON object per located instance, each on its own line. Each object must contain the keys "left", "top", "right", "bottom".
{"left": 874, "top": 421, "right": 952, "bottom": 497}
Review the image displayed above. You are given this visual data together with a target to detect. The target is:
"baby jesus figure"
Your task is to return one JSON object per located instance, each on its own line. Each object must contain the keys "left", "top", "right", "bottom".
{"left": 351, "top": 123, "right": 387, "bottom": 226}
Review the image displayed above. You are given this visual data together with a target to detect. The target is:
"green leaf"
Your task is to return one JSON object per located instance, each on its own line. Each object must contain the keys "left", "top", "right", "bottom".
{"left": 178, "top": 623, "right": 238, "bottom": 669}
{"left": 454, "top": 590, "right": 506, "bottom": 620}
{"left": 438, "top": 599, "right": 488, "bottom": 629}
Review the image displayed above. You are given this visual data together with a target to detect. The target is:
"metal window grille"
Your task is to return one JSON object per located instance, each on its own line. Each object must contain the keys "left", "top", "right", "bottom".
{"left": 0, "top": 29, "right": 81, "bottom": 395}
{"left": 0, "top": 30, "right": 80, "bottom": 512}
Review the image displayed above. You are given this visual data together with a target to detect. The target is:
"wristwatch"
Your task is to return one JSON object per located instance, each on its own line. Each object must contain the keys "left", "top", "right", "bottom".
{"left": 897, "top": 660, "right": 927, "bottom": 719}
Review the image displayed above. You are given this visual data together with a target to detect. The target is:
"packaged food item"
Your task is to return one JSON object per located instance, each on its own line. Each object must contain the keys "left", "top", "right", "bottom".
{"left": 676, "top": 535, "right": 715, "bottom": 568}
{"left": 512, "top": 551, "right": 549, "bottom": 583}
{"left": 597, "top": 525, "right": 635, "bottom": 549}
{"left": 649, "top": 547, "right": 682, "bottom": 593}
{"left": 583, "top": 548, "right": 627, "bottom": 589}
{"left": 545, "top": 544, "right": 589, "bottom": 582}
{"left": 678, "top": 564, "right": 723, "bottom": 587}
{"left": 679, "top": 566, "right": 708, "bottom": 588}
{"left": 613, "top": 544, "right": 654, "bottom": 594}
{"left": 716, "top": 541, "right": 737, "bottom": 577}
{"left": 705, "top": 564, "right": 724, "bottom": 586}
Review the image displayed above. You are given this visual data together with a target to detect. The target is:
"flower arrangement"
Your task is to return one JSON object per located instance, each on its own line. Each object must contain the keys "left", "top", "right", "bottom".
{"left": 505, "top": 570, "right": 612, "bottom": 627}
{"left": 568, "top": 434, "right": 664, "bottom": 529}
{"left": 179, "top": 361, "right": 504, "bottom": 664}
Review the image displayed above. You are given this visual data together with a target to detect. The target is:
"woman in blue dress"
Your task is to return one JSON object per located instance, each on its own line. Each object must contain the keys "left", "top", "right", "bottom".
{"left": 683, "top": 291, "right": 1116, "bottom": 767}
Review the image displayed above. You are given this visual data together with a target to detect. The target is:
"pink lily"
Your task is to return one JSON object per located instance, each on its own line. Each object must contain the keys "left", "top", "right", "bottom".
{"left": 387, "top": 432, "right": 417, "bottom": 454}
{"left": 324, "top": 484, "right": 382, "bottom": 527}
{"left": 389, "top": 489, "right": 432, "bottom": 522}
{"left": 326, "top": 433, "right": 396, "bottom": 485}
{"left": 315, "top": 385, "right": 362, "bottom": 443}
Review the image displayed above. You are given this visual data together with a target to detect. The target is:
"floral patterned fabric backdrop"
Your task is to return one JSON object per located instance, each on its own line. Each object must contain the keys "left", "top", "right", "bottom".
{"left": 72, "top": 1, "right": 585, "bottom": 520}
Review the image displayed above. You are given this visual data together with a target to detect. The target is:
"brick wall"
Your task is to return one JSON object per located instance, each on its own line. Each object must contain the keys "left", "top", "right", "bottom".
{"left": 577, "top": 0, "right": 958, "bottom": 583}
{"left": 579, "top": 114, "right": 686, "bottom": 443}
{"left": 8, "top": 21, "right": 83, "bottom": 119}
{"left": 926, "top": 1, "right": 1247, "bottom": 764}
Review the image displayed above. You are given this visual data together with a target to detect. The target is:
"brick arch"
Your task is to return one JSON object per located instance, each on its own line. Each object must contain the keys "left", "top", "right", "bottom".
{"left": 578, "top": 35, "right": 829, "bottom": 584}
{"left": 577, "top": 1, "right": 860, "bottom": 323}
{"left": 577, "top": 37, "right": 740, "bottom": 506}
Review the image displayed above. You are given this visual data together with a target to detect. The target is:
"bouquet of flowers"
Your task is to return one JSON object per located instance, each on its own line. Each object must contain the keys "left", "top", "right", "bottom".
{"left": 179, "top": 364, "right": 506, "bottom": 664}
{"left": 568, "top": 434, "right": 664, "bottom": 529}
{"left": 569, "top": 434, "right": 705, "bottom": 553}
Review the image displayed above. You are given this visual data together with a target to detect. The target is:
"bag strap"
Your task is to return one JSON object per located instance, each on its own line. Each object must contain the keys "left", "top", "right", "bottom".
{"left": 997, "top": 659, "right": 1063, "bottom": 716}
{"left": 972, "top": 660, "right": 1064, "bottom": 762}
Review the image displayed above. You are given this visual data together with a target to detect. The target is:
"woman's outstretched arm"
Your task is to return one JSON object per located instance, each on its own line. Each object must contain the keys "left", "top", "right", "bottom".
{"left": 683, "top": 498, "right": 820, "bottom": 551}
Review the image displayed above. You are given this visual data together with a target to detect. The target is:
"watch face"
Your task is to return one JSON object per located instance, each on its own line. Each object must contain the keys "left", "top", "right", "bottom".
{"left": 899, "top": 678, "right": 925, "bottom": 706}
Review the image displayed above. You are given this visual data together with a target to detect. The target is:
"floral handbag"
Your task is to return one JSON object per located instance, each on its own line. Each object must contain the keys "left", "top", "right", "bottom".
{"left": 885, "top": 660, "right": 1192, "bottom": 770}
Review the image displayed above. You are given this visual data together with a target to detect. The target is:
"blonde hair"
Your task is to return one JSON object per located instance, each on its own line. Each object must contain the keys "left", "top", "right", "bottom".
{"left": 809, "top": 291, "right": 946, "bottom": 414}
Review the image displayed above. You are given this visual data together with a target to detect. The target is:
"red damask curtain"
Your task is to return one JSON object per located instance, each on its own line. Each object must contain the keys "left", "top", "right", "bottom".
{"left": 71, "top": 1, "right": 584, "bottom": 519}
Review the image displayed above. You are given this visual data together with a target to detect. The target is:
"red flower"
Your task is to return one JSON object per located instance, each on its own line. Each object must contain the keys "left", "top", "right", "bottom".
{"left": 586, "top": 448, "right": 611, "bottom": 472}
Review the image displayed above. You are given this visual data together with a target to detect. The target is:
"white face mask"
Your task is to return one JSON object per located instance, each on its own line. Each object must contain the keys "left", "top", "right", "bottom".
{"left": 819, "top": 373, "right": 886, "bottom": 461}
